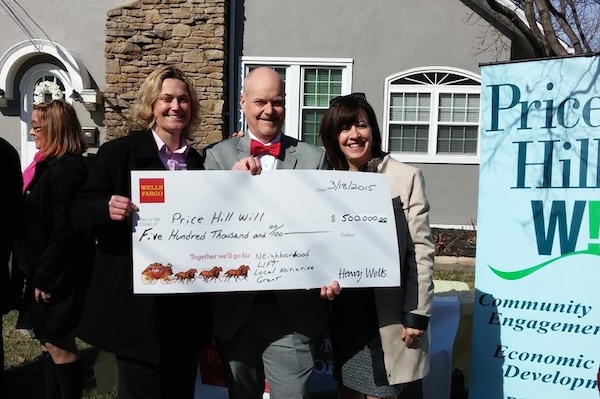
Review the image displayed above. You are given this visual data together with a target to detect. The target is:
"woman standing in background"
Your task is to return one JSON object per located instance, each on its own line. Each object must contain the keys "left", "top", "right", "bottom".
{"left": 15, "top": 100, "right": 93, "bottom": 399}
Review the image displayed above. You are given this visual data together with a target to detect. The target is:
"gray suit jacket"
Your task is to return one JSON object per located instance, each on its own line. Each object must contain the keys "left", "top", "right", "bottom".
{"left": 204, "top": 133, "right": 329, "bottom": 342}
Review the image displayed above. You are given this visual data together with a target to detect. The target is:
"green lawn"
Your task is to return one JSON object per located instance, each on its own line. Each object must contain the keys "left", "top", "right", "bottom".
{"left": 2, "top": 310, "right": 113, "bottom": 399}
{"left": 2, "top": 265, "right": 473, "bottom": 399}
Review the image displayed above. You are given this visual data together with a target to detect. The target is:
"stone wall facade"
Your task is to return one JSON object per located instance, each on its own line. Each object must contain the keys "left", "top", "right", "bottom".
{"left": 104, "top": 0, "right": 227, "bottom": 148}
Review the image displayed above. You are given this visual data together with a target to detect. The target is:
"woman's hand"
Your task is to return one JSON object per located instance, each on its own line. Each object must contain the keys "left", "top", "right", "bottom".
{"left": 320, "top": 280, "right": 341, "bottom": 300}
{"left": 108, "top": 195, "right": 139, "bottom": 221}
{"left": 232, "top": 157, "right": 262, "bottom": 175}
{"left": 402, "top": 326, "right": 425, "bottom": 348}
{"left": 35, "top": 288, "right": 52, "bottom": 303}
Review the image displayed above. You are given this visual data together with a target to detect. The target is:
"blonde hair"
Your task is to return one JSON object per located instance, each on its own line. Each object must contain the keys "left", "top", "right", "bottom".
{"left": 33, "top": 100, "right": 87, "bottom": 158}
{"left": 129, "top": 65, "right": 201, "bottom": 139}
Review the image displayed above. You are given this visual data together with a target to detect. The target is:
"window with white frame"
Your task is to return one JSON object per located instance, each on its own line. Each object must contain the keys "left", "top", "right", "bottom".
{"left": 241, "top": 58, "right": 353, "bottom": 146}
{"left": 383, "top": 67, "right": 481, "bottom": 164}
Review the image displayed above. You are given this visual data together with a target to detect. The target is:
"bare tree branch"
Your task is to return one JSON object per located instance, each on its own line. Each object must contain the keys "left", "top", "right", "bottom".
{"left": 534, "top": 0, "right": 570, "bottom": 54}
{"left": 485, "top": 0, "right": 548, "bottom": 55}
{"left": 472, "top": 0, "right": 599, "bottom": 57}
{"left": 564, "top": 0, "right": 593, "bottom": 52}
{"left": 548, "top": 0, "right": 584, "bottom": 52}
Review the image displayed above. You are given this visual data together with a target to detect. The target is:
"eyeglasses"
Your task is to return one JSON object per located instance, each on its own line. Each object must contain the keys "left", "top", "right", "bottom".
{"left": 31, "top": 125, "right": 43, "bottom": 133}
{"left": 329, "top": 92, "right": 367, "bottom": 107}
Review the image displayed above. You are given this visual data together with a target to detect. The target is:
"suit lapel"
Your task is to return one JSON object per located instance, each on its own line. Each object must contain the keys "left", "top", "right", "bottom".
{"left": 236, "top": 134, "right": 252, "bottom": 161}
{"left": 277, "top": 135, "right": 298, "bottom": 170}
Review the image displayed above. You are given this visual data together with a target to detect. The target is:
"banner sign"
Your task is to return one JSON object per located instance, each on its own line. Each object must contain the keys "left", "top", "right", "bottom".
{"left": 131, "top": 170, "right": 400, "bottom": 294}
{"left": 470, "top": 55, "right": 600, "bottom": 398}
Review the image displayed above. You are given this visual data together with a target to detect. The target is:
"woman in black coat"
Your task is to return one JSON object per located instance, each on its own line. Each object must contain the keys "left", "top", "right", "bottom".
{"left": 71, "top": 66, "right": 209, "bottom": 399}
{"left": 16, "top": 100, "right": 93, "bottom": 399}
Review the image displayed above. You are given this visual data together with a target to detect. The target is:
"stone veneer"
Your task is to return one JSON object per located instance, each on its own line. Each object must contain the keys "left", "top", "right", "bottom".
{"left": 104, "top": 0, "right": 227, "bottom": 148}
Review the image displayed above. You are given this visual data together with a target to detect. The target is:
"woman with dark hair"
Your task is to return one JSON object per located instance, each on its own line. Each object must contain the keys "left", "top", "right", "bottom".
{"left": 71, "top": 65, "right": 208, "bottom": 399}
{"left": 319, "top": 94, "right": 435, "bottom": 399}
{"left": 15, "top": 100, "right": 92, "bottom": 399}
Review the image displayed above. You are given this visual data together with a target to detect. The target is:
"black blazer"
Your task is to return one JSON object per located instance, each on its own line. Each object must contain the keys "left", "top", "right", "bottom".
{"left": 0, "top": 138, "right": 22, "bottom": 314}
{"left": 72, "top": 130, "right": 207, "bottom": 365}
{"left": 17, "top": 154, "right": 91, "bottom": 295}
{"left": 15, "top": 152, "right": 93, "bottom": 336}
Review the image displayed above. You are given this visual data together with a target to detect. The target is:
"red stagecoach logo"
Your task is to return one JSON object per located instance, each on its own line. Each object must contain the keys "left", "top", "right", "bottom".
{"left": 139, "top": 178, "right": 165, "bottom": 203}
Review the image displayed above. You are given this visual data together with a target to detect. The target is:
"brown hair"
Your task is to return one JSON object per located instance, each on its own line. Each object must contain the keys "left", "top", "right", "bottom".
{"left": 319, "top": 96, "right": 385, "bottom": 170}
{"left": 33, "top": 100, "right": 87, "bottom": 158}
{"left": 129, "top": 65, "right": 200, "bottom": 139}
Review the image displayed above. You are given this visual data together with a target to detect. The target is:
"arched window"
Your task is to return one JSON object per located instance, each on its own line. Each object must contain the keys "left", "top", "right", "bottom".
{"left": 383, "top": 67, "right": 481, "bottom": 164}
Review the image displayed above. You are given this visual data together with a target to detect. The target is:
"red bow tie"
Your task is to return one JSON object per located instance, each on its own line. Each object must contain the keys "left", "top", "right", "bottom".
{"left": 250, "top": 140, "right": 281, "bottom": 157}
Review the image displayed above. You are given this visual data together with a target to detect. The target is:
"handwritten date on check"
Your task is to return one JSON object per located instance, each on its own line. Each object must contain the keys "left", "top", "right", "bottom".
{"left": 131, "top": 170, "right": 400, "bottom": 294}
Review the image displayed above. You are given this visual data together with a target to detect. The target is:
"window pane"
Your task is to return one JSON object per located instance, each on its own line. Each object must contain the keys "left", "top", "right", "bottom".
{"left": 303, "top": 68, "right": 343, "bottom": 107}
{"left": 390, "top": 93, "right": 430, "bottom": 122}
{"left": 439, "top": 94, "right": 453, "bottom": 108}
{"left": 438, "top": 93, "right": 452, "bottom": 122}
{"left": 330, "top": 69, "right": 342, "bottom": 80}
{"left": 389, "top": 124, "right": 429, "bottom": 153}
{"left": 438, "top": 93, "right": 480, "bottom": 123}
{"left": 438, "top": 108, "right": 451, "bottom": 122}
{"left": 302, "top": 110, "right": 325, "bottom": 146}
{"left": 305, "top": 82, "right": 316, "bottom": 96}
{"left": 466, "top": 94, "right": 480, "bottom": 122}
{"left": 453, "top": 95, "right": 466, "bottom": 108}
{"left": 331, "top": 82, "right": 342, "bottom": 95}
{"left": 302, "top": 68, "right": 342, "bottom": 141}
{"left": 304, "top": 69, "right": 317, "bottom": 81}
{"left": 404, "top": 95, "right": 417, "bottom": 107}
{"left": 437, "top": 126, "right": 478, "bottom": 154}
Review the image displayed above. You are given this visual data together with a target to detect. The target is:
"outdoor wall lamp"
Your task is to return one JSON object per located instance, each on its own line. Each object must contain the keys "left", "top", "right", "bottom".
{"left": 70, "top": 89, "right": 102, "bottom": 111}
{"left": 69, "top": 89, "right": 83, "bottom": 102}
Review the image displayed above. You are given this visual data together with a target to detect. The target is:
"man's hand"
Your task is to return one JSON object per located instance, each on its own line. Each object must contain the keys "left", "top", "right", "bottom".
{"left": 320, "top": 280, "right": 341, "bottom": 300}
{"left": 233, "top": 156, "right": 262, "bottom": 175}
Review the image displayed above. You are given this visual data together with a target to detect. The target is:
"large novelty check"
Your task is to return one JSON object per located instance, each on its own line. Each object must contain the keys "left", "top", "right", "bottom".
{"left": 131, "top": 170, "right": 400, "bottom": 294}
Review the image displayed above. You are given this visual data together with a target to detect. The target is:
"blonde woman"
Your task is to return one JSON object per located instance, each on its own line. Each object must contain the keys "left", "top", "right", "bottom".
{"left": 71, "top": 66, "right": 208, "bottom": 399}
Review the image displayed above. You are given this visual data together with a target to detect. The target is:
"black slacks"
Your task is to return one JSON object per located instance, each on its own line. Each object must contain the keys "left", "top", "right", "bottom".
{"left": 116, "top": 347, "right": 197, "bottom": 399}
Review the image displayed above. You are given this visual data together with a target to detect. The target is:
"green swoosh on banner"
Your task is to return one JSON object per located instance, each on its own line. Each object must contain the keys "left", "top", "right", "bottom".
{"left": 488, "top": 248, "right": 600, "bottom": 280}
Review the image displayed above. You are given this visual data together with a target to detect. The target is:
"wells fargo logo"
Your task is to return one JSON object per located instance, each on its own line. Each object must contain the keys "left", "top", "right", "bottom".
{"left": 139, "top": 178, "right": 165, "bottom": 203}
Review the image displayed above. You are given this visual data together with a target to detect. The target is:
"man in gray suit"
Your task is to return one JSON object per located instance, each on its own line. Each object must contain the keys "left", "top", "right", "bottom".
{"left": 204, "top": 67, "right": 339, "bottom": 399}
